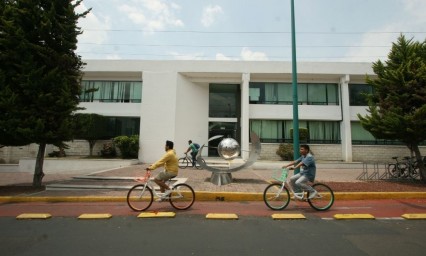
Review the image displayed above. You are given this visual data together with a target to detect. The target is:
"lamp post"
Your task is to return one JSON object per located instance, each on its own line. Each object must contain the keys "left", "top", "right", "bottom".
{"left": 290, "top": 0, "right": 300, "bottom": 169}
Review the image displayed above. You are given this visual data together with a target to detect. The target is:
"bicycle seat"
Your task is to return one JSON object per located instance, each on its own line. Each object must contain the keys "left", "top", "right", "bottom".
{"left": 391, "top": 157, "right": 398, "bottom": 160}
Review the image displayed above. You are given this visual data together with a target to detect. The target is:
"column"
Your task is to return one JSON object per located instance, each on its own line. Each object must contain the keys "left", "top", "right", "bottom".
{"left": 241, "top": 73, "right": 250, "bottom": 160}
{"left": 340, "top": 74, "right": 353, "bottom": 162}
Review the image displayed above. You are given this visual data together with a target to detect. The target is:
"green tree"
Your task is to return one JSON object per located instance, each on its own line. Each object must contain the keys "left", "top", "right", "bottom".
{"left": 358, "top": 35, "right": 426, "bottom": 182}
{"left": 73, "top": 113, "right": 109, "bottom": 156}
{"left": 0, "top": 0, "right": 90, "bottom": 186}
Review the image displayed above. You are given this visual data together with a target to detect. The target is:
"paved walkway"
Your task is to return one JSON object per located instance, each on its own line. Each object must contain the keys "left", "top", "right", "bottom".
{"left": 1, "top": 161, "right": 425, "bottom": 200}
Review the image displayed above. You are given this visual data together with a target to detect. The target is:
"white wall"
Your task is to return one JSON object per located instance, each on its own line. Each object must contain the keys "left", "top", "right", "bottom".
{"left": 174, "top": 74, "right": 209, "bottom": 158}
{"left": 78, "top": 102, "right": 141, "bottom": 117}
{"left": 249, "top": 105, "right": 341, "bottom": 120}
{"left": 139, "top": 71, "right": 178, "bottom": 164}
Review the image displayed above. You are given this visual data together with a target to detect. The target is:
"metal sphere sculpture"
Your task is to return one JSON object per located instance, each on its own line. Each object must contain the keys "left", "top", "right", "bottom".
{"left": 197, "top": 132, "right": 261, "bottom": 185}
{"left": 217, "top": 138, "right": 240, "bottom": 160}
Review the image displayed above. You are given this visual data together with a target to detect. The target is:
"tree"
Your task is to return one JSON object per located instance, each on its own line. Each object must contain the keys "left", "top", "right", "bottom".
{"left": 0, "top": 0, "right": 90, "bottom": 186}
{"left": 73, "top": 113, "right": 109, "bottom": 156}
{"left": 358, "top": 35, "right": 426, "bottom": 182}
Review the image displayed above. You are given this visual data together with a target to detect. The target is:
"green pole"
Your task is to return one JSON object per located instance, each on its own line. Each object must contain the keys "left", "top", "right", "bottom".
{"left": 290, "top": 0, "right": 300, "bottom": 171}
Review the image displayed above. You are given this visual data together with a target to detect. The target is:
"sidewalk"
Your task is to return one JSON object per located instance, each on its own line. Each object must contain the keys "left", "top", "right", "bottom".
{"left": 1, "top": 161, "right": 425, "bottom": 201}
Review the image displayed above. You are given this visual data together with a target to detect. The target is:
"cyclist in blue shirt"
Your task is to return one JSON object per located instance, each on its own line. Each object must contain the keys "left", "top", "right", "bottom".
{"left": 284, "top": 144, "right": 317, "bottom": 199}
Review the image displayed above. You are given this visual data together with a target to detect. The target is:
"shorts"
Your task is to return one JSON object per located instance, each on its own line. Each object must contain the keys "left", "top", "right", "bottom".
{"left": 155, "top": 170, "right": 176, "bottom": 181}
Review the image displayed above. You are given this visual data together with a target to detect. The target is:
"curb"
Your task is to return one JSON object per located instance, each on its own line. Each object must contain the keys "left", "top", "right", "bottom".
{"left": 1, "top": 192, "right": 426, "bottom": 203}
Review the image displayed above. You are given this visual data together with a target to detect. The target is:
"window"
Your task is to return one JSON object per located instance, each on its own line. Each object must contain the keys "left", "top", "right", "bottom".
{"left": 351, "top": 122, "right": 403, "bottom": 145}
{"left": 209, "top": 84, "right": 240, "bottom": 118}
{"left": 105, "top": 117, "right": 140, "bottom": 138}
{"left": 249, "top": 82, "right": 338, "bottom": 105}
{"left": 250, "top": 120, "right": 341, "bottom": 144}
{"left": 80, "top": 81, "right": 142, "bottom": 103}
{"left": 349, "top": 84, "right": 372, "bottom": 106}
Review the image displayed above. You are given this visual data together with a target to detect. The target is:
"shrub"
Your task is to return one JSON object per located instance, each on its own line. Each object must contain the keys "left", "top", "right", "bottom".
{"left": 100, "top": 142, "right": 117, "bottom": 158}
{"left": 276, "top": 143, "right": 294, "bottom": 160}
{"left": 113, "top": 135, "right": 139, "bottom": 159}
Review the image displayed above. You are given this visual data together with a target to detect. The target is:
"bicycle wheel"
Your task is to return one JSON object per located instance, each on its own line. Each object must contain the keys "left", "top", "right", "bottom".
{"left": 308, "top": 183, "right": 334, "bottom": 211}
{"left": 127, "top": 184, "right": 153, "bottom": 211}
{"left": 169, "top": 184, "right": 195, "bottom": 210}
{"left": 178, "top": 157, "right": 189, "bottom": 169}
{"left": 410, "top": 161, "right": 420, "bottom": 179}
{"left": 263, "top": 183, "right": 290, "bottom": 210}
{"left": 388, "top": 164, "right": 400, "bottom": 178}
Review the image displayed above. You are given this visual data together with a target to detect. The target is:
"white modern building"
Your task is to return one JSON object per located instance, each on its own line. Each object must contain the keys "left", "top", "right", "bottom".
{"left": 2, "top": 60, "right": 423, "bottom": 164}
{"left": 77, "top": 60, "right": 423, "bottom": 164}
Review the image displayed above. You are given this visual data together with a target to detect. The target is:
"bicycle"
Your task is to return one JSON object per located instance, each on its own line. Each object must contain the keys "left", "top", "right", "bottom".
{"left": 263, "top": 168, "right": 334, "bottom": 211}
{"left": 178, "top": 153, "right": 205, "bottom": 169}
{"left": 126, "top": 171, "right": 195, "bottom": 211}
{"left": 387, "top": 156, "right": 409, "bottom": 178}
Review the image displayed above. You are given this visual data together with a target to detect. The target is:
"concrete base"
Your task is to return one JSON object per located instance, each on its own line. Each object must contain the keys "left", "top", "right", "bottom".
{"left": 210, "top": 172, "right": 233, "bottom": 186}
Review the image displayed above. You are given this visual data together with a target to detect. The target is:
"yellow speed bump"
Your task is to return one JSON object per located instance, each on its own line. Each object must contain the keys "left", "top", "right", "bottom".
{"left": 78, "top": 213, "right": 112, "bottom": 219}
{"left": 272, "top": 213, "right": 306, "bottom": 220}
{"left": 16, "top": 213, "right": 52, "bottom": 220}
{"left": 334, "top": 214, "right": 375, "bottom": 220}
{"left": 137, "top": 212, "right": 176, "bottom": 218}
{"left": 206, "top": 213, "right": 239, "bottom": 220}
{"left": 401, "top": 214, "right": 426, "bottom": 220}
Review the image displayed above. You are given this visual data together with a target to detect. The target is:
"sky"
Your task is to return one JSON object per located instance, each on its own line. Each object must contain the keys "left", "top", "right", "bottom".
{"left": 75, "top": 0, "right": 426, "bottom": 62}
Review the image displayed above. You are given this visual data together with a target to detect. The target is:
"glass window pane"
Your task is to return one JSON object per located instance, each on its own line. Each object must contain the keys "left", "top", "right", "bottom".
{"left": 327, "top": 84, "right": 338, "bottom": 105}
{"left": 264, "top": 83, "right": 277, "bottom": 103}
{"left": 349, "top": 84, "right": 372, "bottom": 106}
{"left": 277, "top": 83, "right": 292, "bottom": 104}
{"left": 308, "top": 84, "right": 327, "bottom": 105}
{"left": 209, "top": 84, "right": 240, "bottom": 118}
{"left": 298, "top": 83, "right": 308, "bottom": 104}
{"left": 351, "top": 122, "right": 375, "bottom": 141}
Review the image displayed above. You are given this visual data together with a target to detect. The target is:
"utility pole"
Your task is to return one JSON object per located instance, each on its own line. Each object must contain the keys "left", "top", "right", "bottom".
{"left": 290, "top": 0, "right": 300, "bottom": 170}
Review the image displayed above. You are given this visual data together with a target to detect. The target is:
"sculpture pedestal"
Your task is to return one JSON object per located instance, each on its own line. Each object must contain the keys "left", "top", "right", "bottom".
{"left": 210, "top": 172, "right": 233, "bottom": 186}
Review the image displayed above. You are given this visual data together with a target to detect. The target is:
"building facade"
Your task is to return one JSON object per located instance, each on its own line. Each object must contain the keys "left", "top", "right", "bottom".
{"left": 1, "top": 60, "right": 424, "bottom": 164}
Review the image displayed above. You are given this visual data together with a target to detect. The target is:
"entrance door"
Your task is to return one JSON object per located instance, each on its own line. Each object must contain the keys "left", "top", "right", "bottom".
{"left": 208, "top": 122, "right": 238, "bottom": 157}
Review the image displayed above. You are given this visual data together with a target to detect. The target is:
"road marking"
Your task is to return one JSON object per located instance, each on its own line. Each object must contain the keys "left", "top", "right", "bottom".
{"left": 137, "top": 212, "right": 176, "bottom": 218}
{"left": 78, "top": 213, "right": 112, "bottom": 219}
{"left": 334, "top": 214, "right": 375, "bottom": 220}
{"left": 206, "top": 213, "right": 239, "bottom": 220}
{"left": 16, "top": 213, "right": 52, "bottom": 220}
{"left": 271, "top": 213, "right": 306, "bottom": 220}
{"left": 401, "top": 213, "right": 426, "bottom": 220}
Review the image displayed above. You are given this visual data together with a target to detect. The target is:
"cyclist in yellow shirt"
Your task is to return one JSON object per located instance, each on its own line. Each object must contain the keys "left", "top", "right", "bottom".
{"left": 146, "top": 140, "right": 179, "bottom": 196}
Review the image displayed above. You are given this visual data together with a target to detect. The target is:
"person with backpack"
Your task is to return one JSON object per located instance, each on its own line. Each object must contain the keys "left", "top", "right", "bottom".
{"left": 185, "top": 140, "right": 200, "bottom": 168}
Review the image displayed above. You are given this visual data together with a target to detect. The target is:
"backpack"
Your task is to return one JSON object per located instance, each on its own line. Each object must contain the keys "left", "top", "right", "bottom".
{"left": 194, "top": 143, "right": 200, "bottom": 150}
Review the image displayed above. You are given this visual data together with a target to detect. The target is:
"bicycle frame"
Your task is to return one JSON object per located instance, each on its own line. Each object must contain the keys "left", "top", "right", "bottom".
{"left": 135, "top": 173, "right": 174, "bottom": 200}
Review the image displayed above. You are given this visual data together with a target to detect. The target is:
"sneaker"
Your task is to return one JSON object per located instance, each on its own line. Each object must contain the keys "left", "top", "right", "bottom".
{"left": 308, "top": 190, "right": 318, "bottom": 199}
{"left": 291, "top": 192, "right": 304, "bottom": 200}
{"left": 159, "top": 189, "right": 172, "bottom": 200}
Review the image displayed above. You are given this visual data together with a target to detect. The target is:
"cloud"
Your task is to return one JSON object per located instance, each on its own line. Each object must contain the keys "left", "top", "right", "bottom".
{"left": 75, "top": 2, "right": 111, "bottom": 58}
{"left": 169, "top": 51, "right": 205, "bottom": 60}
{"left": 201, "top": 5, "right": 223, "bottom": 27}
{"left": 344, "top": 0, "right": 426, "bottom": 62}
{"left": 240, "top": 48, "right": 269, "bottom": 61}
{"left": 119, "top": 0, "right": 184, "bottom": 31}
{"left": 214, "top": 48, "right": 269, "bottom": 61}
{"left": 215, "top": 53, "right": 234, "bottom": 61}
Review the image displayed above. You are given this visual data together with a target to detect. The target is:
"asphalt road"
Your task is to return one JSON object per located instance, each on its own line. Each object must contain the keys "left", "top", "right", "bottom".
{"left": 1, "top": 215, "right": 425, "bottom": 256}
